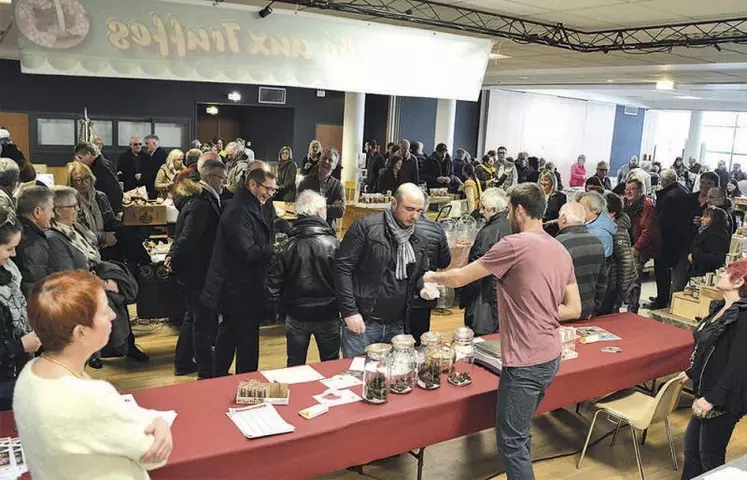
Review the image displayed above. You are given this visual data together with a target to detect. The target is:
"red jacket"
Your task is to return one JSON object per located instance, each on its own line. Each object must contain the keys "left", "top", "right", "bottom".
{"left": 570, "top": 163, "right": 586, "bottom": 187}
{"left": 627, "top": 196, "right": 661, "bottom": 262}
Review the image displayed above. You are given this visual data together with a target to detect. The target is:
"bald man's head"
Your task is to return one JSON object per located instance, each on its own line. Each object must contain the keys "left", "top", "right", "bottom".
{"left": 558, "top": 202, "right": 586, "bottom": 230}
{"left": 392, "top": 183, "right": 425, "bottom": 228}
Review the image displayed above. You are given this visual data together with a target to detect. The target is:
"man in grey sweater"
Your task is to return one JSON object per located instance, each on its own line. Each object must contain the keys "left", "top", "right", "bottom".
{"left": 298, "top": 147, "right": 346, "bottom": 231}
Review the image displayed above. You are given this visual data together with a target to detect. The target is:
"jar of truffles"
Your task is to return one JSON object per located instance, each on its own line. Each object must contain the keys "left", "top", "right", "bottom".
{"left": 448, "top": 327, "right": 474, "bottom": 386}
{"left": 362, "top": 343, "right": 392, "bottom": 404}
{"left": 417, "top": 332, "right": 443, "bottom": 390}
{"left": 389, "top": 334, "right": 416, "bottom": 394}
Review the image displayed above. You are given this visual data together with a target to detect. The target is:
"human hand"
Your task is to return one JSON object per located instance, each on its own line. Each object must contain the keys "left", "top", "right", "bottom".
{"left": 135, "top": 173, "right": 143, "bottom": 181}
{"left": 140, "top": 418, "right": 173, "bottom": 465}
{"left": 693, "top": 397, "right": 714, "bottom": 417}
{"left": 692, "top": 216, "right": 701, "bottom": 226}
{"left": 21, "top": 332, "right": 41, "bottom": 353}
{"left": 344, "top": 314, "right": 366, "bottom": 334}
{"left": 423, "top": 271, "right": 438, "bottom": 284}
{"left": 420, "top": 283, "right": 441, "bottom": 301}
{"left": 104, "top": 232, "right": 118, "bottom": 247}
{"left": 688, "top": 254, "right": 693, "bottom": 263}
{"left": 104, "top": 279, "right": 120, "bottom": 293}
{"left": 163, "top": 256, "right": 172, "bottom": 272}
{"left": 304, "top": 163, "right": 312, "bottom": 170}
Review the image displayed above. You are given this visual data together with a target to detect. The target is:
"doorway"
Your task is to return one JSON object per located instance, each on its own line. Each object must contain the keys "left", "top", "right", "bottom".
{"left": 316, "top": 124, "right": 343, "bottom": 154}
{"left": 196, "top": 104, "right": 294, "bottom": 161}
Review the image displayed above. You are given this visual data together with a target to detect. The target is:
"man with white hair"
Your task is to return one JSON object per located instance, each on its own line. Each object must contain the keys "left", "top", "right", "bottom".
{"left": 628, "top": 160, "right": 652, "bottom": 195}
{"left": 298, "top": 147, "right": 346, "bottom": 231}
{"left": 555, "top": 202, "right": 607, "bottom": 319}
{"left": 577, "top": 191, "right": 615, "bottom": 259}
{"left": 688, "top": 156, "right": 702, "bottom": 176}
{"left": 118, "top": 136, "right": 147, "bottom": 192}
{"left": 268, "top": 190, "right": 341, "bottom": 366}
{"left": 617, "top": 155, "right": 639, "bottom": 185}
{"left": 335, "top": 183, "right": 430, "bottom": 357}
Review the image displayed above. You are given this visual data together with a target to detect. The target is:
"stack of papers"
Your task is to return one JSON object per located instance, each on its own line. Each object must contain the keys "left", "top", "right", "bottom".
{"left": 227, "top": 403, "right": 295, "bottom": 439}
{"left": 474, "top": 338, "right": 503, "bottom": 375}
{"left": 576, "top": 326, "right": 621, "bottom": 344}
{"left": 0, "top": 437, "right": 27, "bottom": 479}
{"left": 261, "top": 365, "right": 324, "bottom": 385}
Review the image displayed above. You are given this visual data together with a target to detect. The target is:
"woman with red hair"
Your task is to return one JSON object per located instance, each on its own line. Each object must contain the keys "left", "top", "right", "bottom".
{"left": 12, "top": 270, "right": 172, "bottom": 479}
{"left": 682, "top": 259, "right": 747, "bottom": 478}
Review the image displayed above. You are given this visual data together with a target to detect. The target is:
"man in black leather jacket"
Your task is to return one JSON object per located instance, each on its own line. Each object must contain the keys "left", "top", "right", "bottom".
{"left": 334, "top": 183, "right": 430, "bottom": 358}
{"left": 268, "top": 190, "right": 341, "bottom": 366}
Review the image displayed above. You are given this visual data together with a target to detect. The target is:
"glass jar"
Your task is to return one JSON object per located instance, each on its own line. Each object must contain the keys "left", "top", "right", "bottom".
{"left": 390, "top": 334, "right": 416, "bottom": 394}
{"left": 448, "top": 327, "right": 474, "bottom": 386}
{"left": 362, "top": 343, "right": 392, "bottom": 404}
{"left": 417, "top": 331, "right": 442, "bottom": 390}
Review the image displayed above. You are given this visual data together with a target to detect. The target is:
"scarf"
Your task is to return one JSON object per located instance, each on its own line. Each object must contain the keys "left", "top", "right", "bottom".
{"left": 80, "top": 187, "right": 104, "bottom": 233}
{"left": 56, "top": 222, "right": 102, "bottom": 265}
{"left": 0, "top": 260, "right": 30, "bottom": 336}
{"left": 383, "top": 208, "right": 416, "bottom": 280}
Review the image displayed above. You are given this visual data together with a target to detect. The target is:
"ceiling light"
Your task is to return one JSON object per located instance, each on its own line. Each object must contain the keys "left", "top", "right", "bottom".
{"left": 656, "top": 80, "right": 675, "bottom": 90}
{"left": 489, "top": 53, "right": 511, "bottom": 60}
{"left": 676, "top": 95, "right": 700, "bottom": 100}
{"left": 206, "top": 106, "right": 219, "bottom": 115}
{"left": 227, "top": 91, "right": 242, "bottom": 102}
{"left": 518, "top": 76, "right": 529, "bottom": 80}
{"left": 0, "top": 0, "right": 11, "bottom": 4}
{"left": 607, "top": 79, "right": 614, "bottom": 83}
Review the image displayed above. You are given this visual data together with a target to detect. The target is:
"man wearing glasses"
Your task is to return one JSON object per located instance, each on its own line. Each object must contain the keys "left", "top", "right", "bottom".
{"left": 593, "top": 161, "right": 612, "bottom": 190}
{"left": 202, "top": 168, "right": 278, "bottom": 375}
{"left": 298, "top": 147, "right": 346, "bottom": 231}
{"left": 117, "top": 136, "right": 147, "bottom": 192}
{"left": 168, "top": 159, "right": 227, "bottom": 379}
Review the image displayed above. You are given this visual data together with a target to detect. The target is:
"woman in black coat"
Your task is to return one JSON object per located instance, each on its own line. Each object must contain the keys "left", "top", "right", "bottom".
{"left": 376, "top": 156, "right": 405, "bottom": 194}
{"left": 539, "top": 170, "right": 567, "bottom": 237}
{"left": 682, "top": 259, "right": 747, "bottom": 478}
{"left": 688, "top": 206, "right": 730, "bottom": 279}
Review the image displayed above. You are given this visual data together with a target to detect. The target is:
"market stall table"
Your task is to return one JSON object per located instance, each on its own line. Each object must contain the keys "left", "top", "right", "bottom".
{"left": 0, "top": 313, "right": 693, "bottom": 479}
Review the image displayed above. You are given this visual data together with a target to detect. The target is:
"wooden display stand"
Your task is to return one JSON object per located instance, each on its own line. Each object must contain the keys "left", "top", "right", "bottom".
{"left": 670, "top": 285, "right": 722, "bottom": 322}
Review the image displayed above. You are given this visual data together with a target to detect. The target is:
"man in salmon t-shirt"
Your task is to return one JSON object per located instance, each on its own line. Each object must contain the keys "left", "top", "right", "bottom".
{"left": 424, "top": 182, "right": 581, "bottom": 480}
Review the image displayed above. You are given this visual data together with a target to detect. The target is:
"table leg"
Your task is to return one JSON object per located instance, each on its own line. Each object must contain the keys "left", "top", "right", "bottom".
{"left": 408, "top": 447, "right": 426, "bottom": 480}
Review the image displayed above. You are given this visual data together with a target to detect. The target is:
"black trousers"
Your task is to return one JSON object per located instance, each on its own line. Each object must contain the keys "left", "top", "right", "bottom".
{"left": 682, "top": 412, "right": 741, "bottom": 479}
{"left": 214, "top": 313, "right": 260, "bottom": 375}
{"left": 409, "top": 307, "right": 432, "bottom": 346}
{"left": 175, "top": 286, "right": 218, "bottom": 377}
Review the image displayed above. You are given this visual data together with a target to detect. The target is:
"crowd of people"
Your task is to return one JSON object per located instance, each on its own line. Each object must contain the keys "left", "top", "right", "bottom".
{"left": 1, "top": 120, "right": 746, "bottom": 479}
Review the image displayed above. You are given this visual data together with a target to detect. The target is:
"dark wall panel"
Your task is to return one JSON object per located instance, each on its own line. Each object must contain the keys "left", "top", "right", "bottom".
{"left": 398, "top": 97, "right": 437, "bottom": 154}
{"left": 610, "top": 105, "right": 645, "bottom": 174}
{"left": 363, "top": 93, "right": 389, "bottom": 147}
{"left": 0, "top": 59, "right": 343, "bottom": 166}
{"left": 454, "top": 98, "right": 480, "bottom": 157}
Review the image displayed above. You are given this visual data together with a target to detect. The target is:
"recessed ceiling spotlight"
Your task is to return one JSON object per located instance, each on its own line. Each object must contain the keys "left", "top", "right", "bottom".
{"left": 228, "top": 91, "right": 242, "bottom": 102}
{"left": 206, "top": 106, "right": 219, "bottom": 115}
{"left": 518, "top": 76, "right": 529, "bottom": 80}
{"left": 676, "top": 95, "right": 700, "bottom": 100}
{"left": 607, "top": 79, "right": 614, "bottom": 83}
{"left": 656, "top": 80, "right": 675, "bottom": 90}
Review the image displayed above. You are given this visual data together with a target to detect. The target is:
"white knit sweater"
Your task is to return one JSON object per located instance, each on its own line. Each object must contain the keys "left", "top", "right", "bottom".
{"left": 13, "top": 359, "right": 167, "bottom": 480}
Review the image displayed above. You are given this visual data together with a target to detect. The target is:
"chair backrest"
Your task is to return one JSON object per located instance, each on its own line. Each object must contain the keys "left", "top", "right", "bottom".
{"left": 647, "top": 375, "right": 686, "bottom": 426}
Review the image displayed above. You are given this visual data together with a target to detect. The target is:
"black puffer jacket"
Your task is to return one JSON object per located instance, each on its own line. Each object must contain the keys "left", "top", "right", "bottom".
{"left": 688, "top": 298, "right": 747, "bottom": 417}
{"left": 170, "top": 181, "right": 222, "bottom": 292}
{"left": 461, "top": 212, "right": 512, "bottom": 334}
{"left": 690, "top": 226, "right": 730, "bottom": 277}
{"left": 201, "top": 188, "right": 274, "bottom": 316}
{"left": 267, "top": 215, "right": 340, "bottom": 322}
{"left": 334, "top": 212, "right": 429, "bottom": 322}
{"left": 412, "top": 217, "right": 451, "bottom": 309}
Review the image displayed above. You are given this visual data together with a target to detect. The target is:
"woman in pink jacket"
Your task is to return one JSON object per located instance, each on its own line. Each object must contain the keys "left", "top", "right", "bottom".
{"left": 570, "top": 154, "right": 587, "bottom": 187}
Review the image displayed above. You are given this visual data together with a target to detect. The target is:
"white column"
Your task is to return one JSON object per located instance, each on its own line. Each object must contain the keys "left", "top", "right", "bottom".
{"left": 434, "top": 98, "right": 457, "bottom": 149}
{"left": 684, "top": 110, "right": 703, "bottom": 161}
{"left": 342, "top": 92, "right": 365, "bottom": 184}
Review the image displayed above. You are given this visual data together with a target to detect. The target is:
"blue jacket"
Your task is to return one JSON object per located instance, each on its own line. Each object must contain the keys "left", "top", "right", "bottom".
{"left": 587, "top": 211, "right": 616, "bottom": 258}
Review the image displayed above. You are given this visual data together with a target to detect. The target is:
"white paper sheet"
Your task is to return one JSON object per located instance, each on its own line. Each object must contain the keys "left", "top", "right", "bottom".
{"left": 348, "top": 357, "right": 365, "bottom": 372}
{"left": 261, "top": 365, "right": 325, "bottom": 385}
{"left": 706, "top": 467, "right": 747, "bottom": 479}
{"left": 226, "top": 403, "right": 295, "bottom": 439}
{"left": 320, "top": 374, "right": 363, "bottom": 390}
{"left": 313, "top": 389, "right": 362, "bottom": 407}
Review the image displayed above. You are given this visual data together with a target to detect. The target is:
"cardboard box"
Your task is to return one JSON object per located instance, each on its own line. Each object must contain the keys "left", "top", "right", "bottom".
{"left": 123, "top": 203, "right": 168, "bottom": 226}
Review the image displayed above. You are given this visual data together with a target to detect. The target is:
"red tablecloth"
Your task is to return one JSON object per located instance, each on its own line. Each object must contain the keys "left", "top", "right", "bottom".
{"left": 1, "top": 313, "right": 693, "bottom": 479}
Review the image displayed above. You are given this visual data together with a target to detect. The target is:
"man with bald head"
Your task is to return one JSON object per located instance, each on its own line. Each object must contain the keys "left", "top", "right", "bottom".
{"left": 555, "top": 202, "right": 607, "bottom": 319}
{"left": 335, "top": 182, "right": 430, "bottom": 357}
{"left": 398, "top": 139, "right": 420, "bottom": 184}
{"left": 649, "top": 168, "right": 695, "bottom": 309}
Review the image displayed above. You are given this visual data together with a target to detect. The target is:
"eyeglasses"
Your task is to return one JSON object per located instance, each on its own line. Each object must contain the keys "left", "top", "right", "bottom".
{"left": 132, "top": 143, "right": 142, "bottom": 146}
{"left": 258, "top": 183, "right": 277, "bottom": 193}
{"left": 57, "top": 204, "right": 80, "bottom": 211}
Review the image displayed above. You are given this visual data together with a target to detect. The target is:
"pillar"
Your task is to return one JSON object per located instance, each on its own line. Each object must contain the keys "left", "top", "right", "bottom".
{"left": 434, "top": 98, "right": 457, "bottom": 150}
{"left": 342, "top": 92, "right": 365, "bottom": 184}
{"left": 683, "top": 110, "right": 703, "bottom": 161}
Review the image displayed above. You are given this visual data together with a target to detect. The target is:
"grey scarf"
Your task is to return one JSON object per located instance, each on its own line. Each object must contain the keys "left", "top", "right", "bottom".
{"left": 384, "top": 208, "right": 416, "bottom": 280}
{"left": 0, "top": 260, "right": 30, "bottom": 336}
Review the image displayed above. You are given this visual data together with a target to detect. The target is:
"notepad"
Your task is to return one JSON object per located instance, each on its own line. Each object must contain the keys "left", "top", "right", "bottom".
{"left": 226, "top": 403, "right": 296, "bottom": 439}
{"left": 705, "top": 467, "right": 747, "bottom": 479}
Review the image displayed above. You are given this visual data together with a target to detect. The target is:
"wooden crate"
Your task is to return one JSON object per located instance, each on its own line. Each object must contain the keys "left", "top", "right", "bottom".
{"left": 670, "top": 286, "right": 722, "bottom": 321}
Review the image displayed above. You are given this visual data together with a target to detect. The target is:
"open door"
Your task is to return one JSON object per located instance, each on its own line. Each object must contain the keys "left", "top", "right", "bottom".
{"left": 0, "top": 112, "right": 30, "bottom": 159}
{"left": 315, "top": 124, "right": 343, "bottom": 153}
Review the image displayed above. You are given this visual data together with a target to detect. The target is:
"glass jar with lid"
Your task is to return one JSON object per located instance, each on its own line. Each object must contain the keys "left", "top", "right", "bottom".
{"left": 362, "top": 343, "right": 392, "bottom": 404}
{"left": 448, "top": 327, "right": 474, "bottom": 386}
{"left": 417, "top": 331, "right": 443, "bottom": 390}
{"left": 390, "top": 334, "right": 416, "bottom": 394}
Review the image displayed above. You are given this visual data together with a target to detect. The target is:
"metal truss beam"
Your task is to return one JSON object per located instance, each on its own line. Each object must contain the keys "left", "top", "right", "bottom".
{"left": 270, "top": 0, "right": 747, "bottom": 52}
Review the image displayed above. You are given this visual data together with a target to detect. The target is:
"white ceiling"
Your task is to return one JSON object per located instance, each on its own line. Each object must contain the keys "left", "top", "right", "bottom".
{"left": 2, "top": 0, "right": 747, "bottom": 109}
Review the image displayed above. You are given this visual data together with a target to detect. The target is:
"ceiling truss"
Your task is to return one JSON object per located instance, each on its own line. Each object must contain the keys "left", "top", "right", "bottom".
{"left": 270, "top": 0, "right": 747, "bottom": 53}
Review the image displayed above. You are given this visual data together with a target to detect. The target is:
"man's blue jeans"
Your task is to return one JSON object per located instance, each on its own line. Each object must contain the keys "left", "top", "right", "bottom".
{"left": 497, "top": 357, "right": 561, "bottom": 480}
{"left": 341, "top": 320, "right": 403, "bottom": 358}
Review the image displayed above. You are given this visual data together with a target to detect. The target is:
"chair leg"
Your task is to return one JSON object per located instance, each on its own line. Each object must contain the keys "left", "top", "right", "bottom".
{"left": 577, "top": 410, "right": 601, "bottom": 469}
{"left": 665, "top": 417, "right": 678, "bottom": 471}
{"left": 629, "top": 424, "right": 645, "bottom": 480}
{"left": 641, "top": 428, "right": 648, "bottom": 446}
{"left": 610, "top": 419, "right": 622, "bottom": 446}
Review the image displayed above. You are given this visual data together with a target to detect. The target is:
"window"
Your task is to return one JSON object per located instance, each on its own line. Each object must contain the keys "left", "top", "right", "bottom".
{"left": 91, "top": 120, "right": 113, "bottom": 146}
{"left": 37, "top": 118, "right": 75, "bottom": 145}
{"left": 118, "top": 121, "right": 152, "bottom": 147}
{"left": 701, "top": 112, "right": 747, "bottom": 170}
{"left": 154, "top": 123, "right": 186, "bottom": 148}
